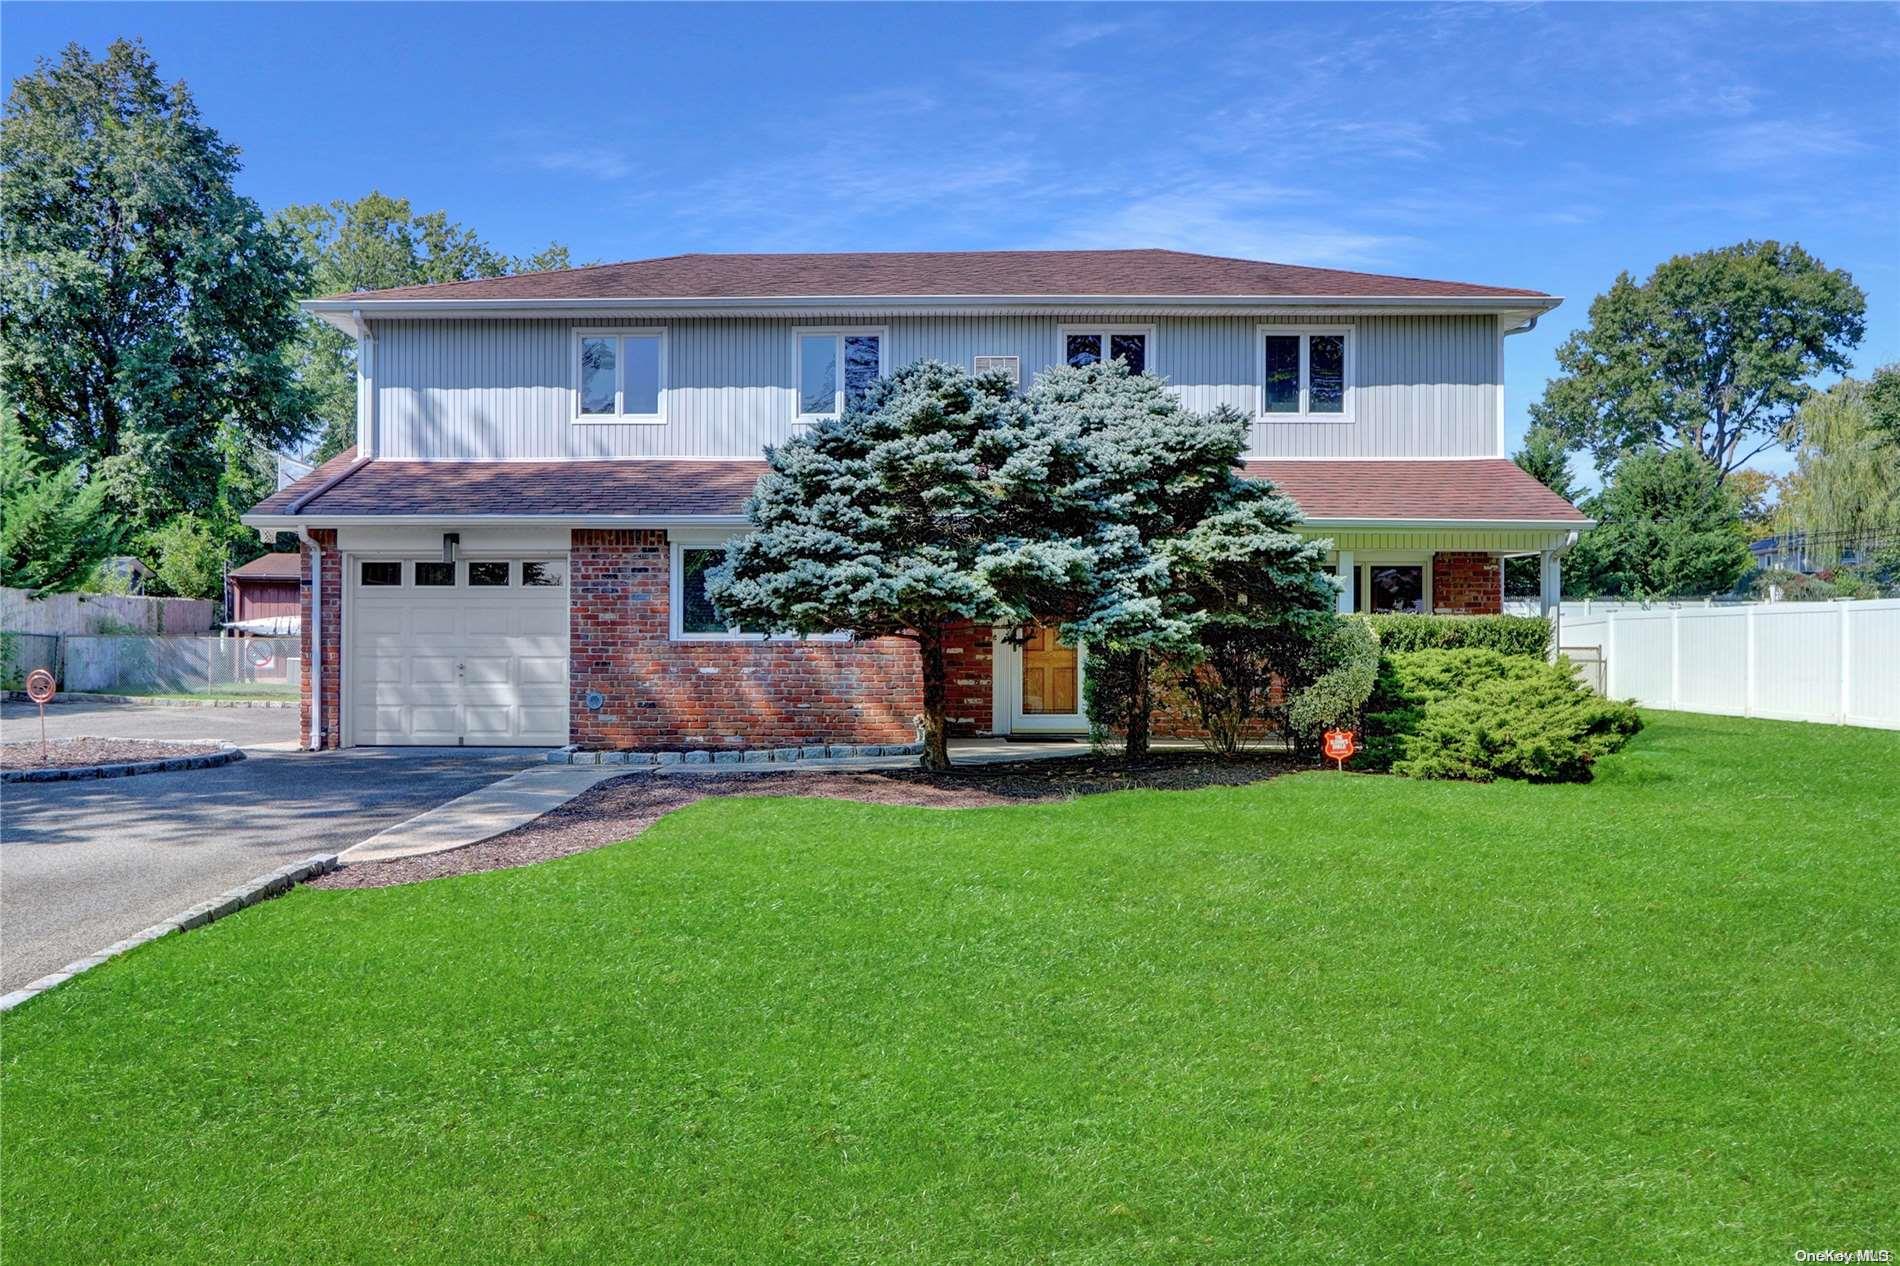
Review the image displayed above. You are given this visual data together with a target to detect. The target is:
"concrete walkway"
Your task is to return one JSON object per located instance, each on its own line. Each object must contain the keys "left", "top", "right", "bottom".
{"left": 339, "top": 738, "right": 1096, "bottom": 864}
{"left": 341, "top": 765, "right": 632, "bottom": 863}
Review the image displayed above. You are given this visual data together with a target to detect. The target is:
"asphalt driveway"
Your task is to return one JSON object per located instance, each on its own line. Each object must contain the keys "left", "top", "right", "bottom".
{"left": 2, "top": 698, "right": 298, "bottom": 749}
{"left": 2, "top": 735, "right": 546, "bottom": 991}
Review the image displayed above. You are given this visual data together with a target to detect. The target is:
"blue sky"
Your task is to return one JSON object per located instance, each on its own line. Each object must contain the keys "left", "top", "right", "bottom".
{"left": 5, "top": 1, "right": 1896, "bottom": 478}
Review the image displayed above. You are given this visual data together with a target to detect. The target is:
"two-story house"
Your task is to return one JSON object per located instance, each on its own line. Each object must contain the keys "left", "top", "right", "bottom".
{"left": 245, "top": 249, "right": 1588, "bottom": 752}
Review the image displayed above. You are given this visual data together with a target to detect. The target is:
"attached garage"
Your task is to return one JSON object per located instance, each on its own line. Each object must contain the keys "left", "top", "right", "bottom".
{"left": 346, "top": 556, "right": 569, "bottom": 746}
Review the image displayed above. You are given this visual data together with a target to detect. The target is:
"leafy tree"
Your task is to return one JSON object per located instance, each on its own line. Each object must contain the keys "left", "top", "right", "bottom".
{"left": 1564, "top": 448, "right": 1752, "bottom": 598}
{"left": 1511, "top": 425, "right": 1579, "bottom": 503}
{"left": 1530, "top": 241, "right": 1865, "bottom": 481}
{"left": 1505, "top": 425, "right": 1581, "bottom": 596}
{"left": 1864, "top": 362, "right": 1900, "bottom": 449}
{"left": 978, "top": 360, "right": 1334, "bottom": 758}
{"left": 1780, "top": 375, "right": 1900, "bottom": 567}
{"left": 1726, "top": 468, "right": 1782, "bottom": 541}
{"left": 142, "top": 513, "right": 224, "bottom": 600}
{"left": 275, "top": 192, "right": 576, "bottom": 459}
{"left": 0, "top": 38, "right": 312, "bottom": 534}
{"left": 0, "top": 403, "right": 122, "bottom": 592}
{"left": 705, "top": 361, "right": 1025, "bottom": 770}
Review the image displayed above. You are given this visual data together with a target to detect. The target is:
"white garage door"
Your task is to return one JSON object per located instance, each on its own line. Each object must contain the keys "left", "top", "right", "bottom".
{"left": 348, "top": 557, "right": 569, "bottom": 746}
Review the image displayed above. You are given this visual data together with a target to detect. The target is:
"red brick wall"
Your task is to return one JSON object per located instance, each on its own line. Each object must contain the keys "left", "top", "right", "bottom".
{"left": 1432, "top": 552, "right": 1504, "bottom": 615}
{"left": 299, "top": 530, "right": 342, "bottom": 749}
{"left": 943, "top": 621, "right": 994, "bottom": 735}
{"left": 568, "top": 529, "right": 922, "bottom": 749}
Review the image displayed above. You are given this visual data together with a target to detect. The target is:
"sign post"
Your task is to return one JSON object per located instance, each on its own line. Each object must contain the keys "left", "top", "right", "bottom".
{"left": 1322, "top": 728, "right": 1357, "bottom": 772}
{"left": 24, "top": 668, "right": 57, "bottom": 762}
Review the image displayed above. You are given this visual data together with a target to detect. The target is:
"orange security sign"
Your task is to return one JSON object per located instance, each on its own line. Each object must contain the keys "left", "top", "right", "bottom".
{"left": 1323, "top": 728, "right": 1357, "bottom": 770}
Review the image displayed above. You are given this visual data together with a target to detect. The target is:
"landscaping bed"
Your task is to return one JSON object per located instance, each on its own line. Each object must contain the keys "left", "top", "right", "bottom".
{"left": 313, "top": 750, "right": 1305, "bottom": 890}
{"left": 0, "top": 737, "right": 221, "bottom": 771}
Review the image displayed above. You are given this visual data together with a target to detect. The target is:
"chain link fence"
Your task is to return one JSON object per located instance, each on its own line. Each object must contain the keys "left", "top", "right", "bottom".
{"left": 5, "top": 635, "right": 299, "bottom": 699}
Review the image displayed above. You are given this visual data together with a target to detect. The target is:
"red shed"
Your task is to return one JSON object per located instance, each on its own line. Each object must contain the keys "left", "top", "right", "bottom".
{"left": 225, "top": 551, "right": 301, "bottom": 630}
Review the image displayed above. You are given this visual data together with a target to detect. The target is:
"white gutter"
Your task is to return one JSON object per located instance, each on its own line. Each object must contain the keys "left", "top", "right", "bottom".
{"left": 305, "top": 292, "right": 1564, "bottom": 333}
{"left": 244, "top": 512, "right": 753, "bottom": 532}
{"left": 1299, "top": 516, "right": 1597, "bottom": 530}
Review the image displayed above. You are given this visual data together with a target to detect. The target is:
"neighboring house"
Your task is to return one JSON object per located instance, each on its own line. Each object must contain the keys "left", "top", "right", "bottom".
{"left": 275, "top": 451, "right": 316, "bottom": 491}
{"left": 244, "top": 249, "right": 1588, "bottom": 751}
{"left": 224, "top": 551, "right": 302, "bottom": 634}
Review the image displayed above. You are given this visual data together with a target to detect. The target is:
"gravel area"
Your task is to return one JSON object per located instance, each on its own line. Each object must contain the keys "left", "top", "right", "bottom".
{"left": 312, "top": 751, "right": 1305, "bottom": 890}
{"left": 0, "top": 737, "right": 222, "bottom": 771}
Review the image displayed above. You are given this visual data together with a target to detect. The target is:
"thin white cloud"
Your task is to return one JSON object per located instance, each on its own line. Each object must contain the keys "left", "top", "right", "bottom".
{"left": 1698, "top": 119, "right": 1872, "bottom": 171}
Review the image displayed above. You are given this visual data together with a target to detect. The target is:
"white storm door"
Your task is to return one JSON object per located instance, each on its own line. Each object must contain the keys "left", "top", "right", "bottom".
{"left": 995, "top": 626, "right": 1088, "bottom": 734}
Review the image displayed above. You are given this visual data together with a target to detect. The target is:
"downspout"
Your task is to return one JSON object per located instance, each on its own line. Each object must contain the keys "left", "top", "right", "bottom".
{"left": 299, "top": 528, "right": 325, "bottom": 751}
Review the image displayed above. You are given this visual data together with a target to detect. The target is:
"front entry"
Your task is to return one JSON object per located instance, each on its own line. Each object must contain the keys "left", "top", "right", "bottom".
{"left": 995, "top": 626, "right": 1088, "bottom": 734}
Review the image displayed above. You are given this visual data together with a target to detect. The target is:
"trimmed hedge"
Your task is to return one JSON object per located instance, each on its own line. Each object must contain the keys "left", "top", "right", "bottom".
{"left": 1358, "top": 648, "right": 1641, "bottom": 783}
{"left": 1357, "top": 614, "right": 1551, "bottom": 659}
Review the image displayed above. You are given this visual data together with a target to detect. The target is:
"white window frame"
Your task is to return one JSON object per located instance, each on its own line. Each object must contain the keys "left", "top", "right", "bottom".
{"left": 1057, "top": 324, "right": 1156, "bottom": 373}
{"left": 1354, "top": 554, "right": 1433, "bottom": 615}
{"left": 1256, "top": 324, "right": 1354, "bottom": 422}
{"left": 972, "top": 354, "right": 1021, "bottom": 386}
{"left": 572, "top": 327, "right": 668, "bottom": 425}
{"left": 792, "top": 326, "right": 888, "bottom": 423}
{"left": 668, "top": 537, "right": 849, "bottom": 643}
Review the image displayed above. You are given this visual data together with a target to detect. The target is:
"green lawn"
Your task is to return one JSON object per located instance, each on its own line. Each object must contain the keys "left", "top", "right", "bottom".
{"left": 4, "top": 712, "right": 1895, "bottom": 1263}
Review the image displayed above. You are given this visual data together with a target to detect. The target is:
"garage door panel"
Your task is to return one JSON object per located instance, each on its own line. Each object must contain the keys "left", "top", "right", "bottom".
{"left": 356, "top": 606, "right": 408, "bottom": 636}
{"left": 412, "top": 607, "right": 462, "bottom": 636}
{"left": 518, "top": 656, "right": 566, "bottom": 685}
{"left": 409, "top": 656, "right": 461, "bottom": 685}
{"left": 461, "top": 656, "right": 513, "bottom": 685}
{"left": 463, "top": 706, "right": 515, "bottom": 737}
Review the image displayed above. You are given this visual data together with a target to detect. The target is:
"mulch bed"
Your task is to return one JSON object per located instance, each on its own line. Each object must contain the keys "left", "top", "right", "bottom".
{"left": 0, "top": 737, "right": 222, "bottom": 771}
{"left": 312, "top": 750, "right": 1308, "bottom": 891}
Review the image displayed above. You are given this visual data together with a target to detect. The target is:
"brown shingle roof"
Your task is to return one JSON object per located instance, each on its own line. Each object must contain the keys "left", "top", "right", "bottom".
{"left": 323, "top": 250, "right": 1549, "bottom": 304}
{"left": 255, "top": 460, "right": 767, "bottom": 518}
{"left": 1245, "top": 459, "right": 1588, "bottom": 523}
{"left": 227, "top": 551, "right": 303, "bottom": 579}
{"left": 250, "top": 457, "right": 1585, "bottom": 525}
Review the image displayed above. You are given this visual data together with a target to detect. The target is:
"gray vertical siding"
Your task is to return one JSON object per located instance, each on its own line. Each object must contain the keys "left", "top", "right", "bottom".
{"left": 371, "top": 314, "right": 1502, "bottom": 460}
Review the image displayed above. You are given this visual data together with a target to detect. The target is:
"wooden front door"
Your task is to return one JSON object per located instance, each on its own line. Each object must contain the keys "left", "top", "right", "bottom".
{"left": 1020, "top": 626, "right": 1079, "bottom": 715}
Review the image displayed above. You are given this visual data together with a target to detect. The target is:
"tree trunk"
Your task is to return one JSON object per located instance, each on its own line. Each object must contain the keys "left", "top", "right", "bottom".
{"left": 918, "top": 623, "right": 951, "bottom": 771}
{"left": 1124, "top": 648, "right": 1152, "bottom": 763}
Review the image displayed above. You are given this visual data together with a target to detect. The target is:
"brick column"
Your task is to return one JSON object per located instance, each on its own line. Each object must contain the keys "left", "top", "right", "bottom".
{"left": 943, "top": 621, "right": 995, "bottom": 735}
{"left": 299, "top": 529, "right": 343, "bottom": 749}
{"left": 1432, "top": 552, "right": 1504, "bottom": 615}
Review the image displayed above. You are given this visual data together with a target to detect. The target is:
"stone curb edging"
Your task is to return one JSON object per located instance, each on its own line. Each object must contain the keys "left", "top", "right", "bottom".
{"left": 1, "top": 741, "right": 245, "bottom": 783}
{"left": 545, "top": 741, "right": 925, "bottom": 767}
{"left": 4, "top": 690, "right": 295, "bottom": 709}
{"left": 0, "top": 853, "right": 340, "bottom": 1013}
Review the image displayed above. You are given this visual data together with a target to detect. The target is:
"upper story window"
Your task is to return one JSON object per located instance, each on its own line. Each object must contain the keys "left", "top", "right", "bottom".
{"left": 575, "top": 328, "right": 667, "bottom": 423}
{"left": 1061, "top": 325, "right": 1150, "bottom": 376}
{"left": 795, "top": 328, "right": 885, "bottom": 421}
{"left": 1258, "top": 326, "right": 1352, "bottom": 420}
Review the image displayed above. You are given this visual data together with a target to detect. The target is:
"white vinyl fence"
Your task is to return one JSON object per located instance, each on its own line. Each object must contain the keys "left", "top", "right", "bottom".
{"left": 1561, "top": 599, "right": 1900, "bottom": 730}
